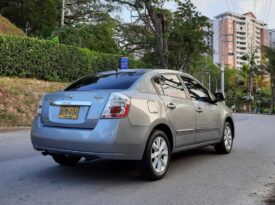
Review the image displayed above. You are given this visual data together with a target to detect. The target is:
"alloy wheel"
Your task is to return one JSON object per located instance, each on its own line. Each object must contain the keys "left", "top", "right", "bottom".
{"left": 224, "top": 125, "right": 233, "bottom": 150}
{"left": 151, "top": 136, "right": 169, "bottom": 173}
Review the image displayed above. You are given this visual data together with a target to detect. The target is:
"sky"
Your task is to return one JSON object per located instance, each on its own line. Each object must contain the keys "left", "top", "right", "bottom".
{"left": 118, "top": 0, "right": 275, "bottom": 29}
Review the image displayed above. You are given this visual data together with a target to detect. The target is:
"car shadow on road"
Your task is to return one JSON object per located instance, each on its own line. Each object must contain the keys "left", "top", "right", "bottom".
{"left": 36, "top": 147, "right": 217, "bottom": 183}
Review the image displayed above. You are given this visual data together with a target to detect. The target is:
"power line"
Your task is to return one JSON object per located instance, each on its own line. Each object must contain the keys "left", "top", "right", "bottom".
{"left": 261, "top": 0, "right": 268, "bottom": 22}
{"left": 230, "top": 0, "right": 237, "bottom": 13}
{"left": 233, "top": 0, "right": 239, "bottom": 13}
{"left": 265, "top": 0, "right": 272, "bottom": 23}
{"left": 254, "top": 0, "right": 257, "bottom": 15}
{"left": 228, "top": 0, "right": 234, "bottom": 12}
{"left": 229, "top": 0, "right": 237, "bottom": 13}
{"left": 261, "top": 0, "right": 266, "bottom": 21}
{"left": 226, "top": 0, "right": 231, "bottom": 12}
{"left": 263, "top": 0, "right": 269, "bottom": 22}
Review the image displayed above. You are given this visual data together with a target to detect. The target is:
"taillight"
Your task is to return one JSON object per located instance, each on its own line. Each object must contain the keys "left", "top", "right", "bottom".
{"left": 101, "top": 93, "right": 131, "bottom": 119}
{"left": 37, "top": 95, "right": 44, "bottom": 115}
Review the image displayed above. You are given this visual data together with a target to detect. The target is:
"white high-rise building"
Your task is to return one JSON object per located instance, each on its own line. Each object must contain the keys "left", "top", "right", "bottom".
{"left": 269, "top": 29, "right": 275, "bottom": 48}
{"left": 213, "top": 12, "right": 269, "bottom": 69}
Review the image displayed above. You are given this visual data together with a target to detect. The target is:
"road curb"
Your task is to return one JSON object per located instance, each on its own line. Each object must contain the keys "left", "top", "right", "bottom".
{"left": 233, "top": 113, "right": 275, "bottom": 116}
{"left": 0, "top": 127, "right": 31, "bottom": 133}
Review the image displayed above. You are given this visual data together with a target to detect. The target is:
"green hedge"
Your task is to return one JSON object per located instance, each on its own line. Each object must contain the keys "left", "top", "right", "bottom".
{"left": 0, "top": 35, "right": 145, "bottom": 81}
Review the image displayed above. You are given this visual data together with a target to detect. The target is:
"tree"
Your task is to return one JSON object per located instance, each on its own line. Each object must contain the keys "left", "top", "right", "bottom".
{"left": 52, "top": 20, "right": 119, "bottom": 54}
{"left": 109, "top": 0, "right": 171, "bottom": 69}
{"left": 115, "top": 23, "right": 155, "bottom": 57}
{"left": 168, "top": 0, "right": 211, "bottom": 70}
{"left": 241, "top": 47, "right": 263, "bottom": 112}
{"left": 224, "top": 67, "right": 248, "bottom": 109}
{"left": 263, "top": 46, "right": 275, "bottom": 113}
{"left": 0, "top": 0, "right": 60, "bottom": 37}
{"left": 64, "top": 0, "right": 115, "bottom": 25}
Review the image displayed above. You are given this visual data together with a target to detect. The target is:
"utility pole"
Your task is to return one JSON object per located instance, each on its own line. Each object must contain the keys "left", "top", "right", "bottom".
{"left": 60, "top": 0, "right": 65, "bottom": 27}
{"left": 221, "top": 17, "right": 225, "bottom": 94}
{"left": 208, "top": 73, "right": 211, "bottom": 91}
{"left": 215, "top": 77, "right": 218, "bottom": 92}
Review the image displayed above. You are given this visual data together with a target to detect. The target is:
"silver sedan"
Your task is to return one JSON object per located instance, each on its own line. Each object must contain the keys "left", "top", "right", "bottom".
{"left": 31, "top": 69, "right": 234, "bottom": 180}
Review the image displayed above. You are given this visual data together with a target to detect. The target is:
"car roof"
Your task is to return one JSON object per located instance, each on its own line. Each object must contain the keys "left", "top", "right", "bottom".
{"left": 97, "top": 68, "right": 193, "bottom": 78}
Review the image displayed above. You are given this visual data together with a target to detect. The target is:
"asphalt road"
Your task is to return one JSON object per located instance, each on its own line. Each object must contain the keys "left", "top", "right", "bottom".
{"left": 1, "top": 114, "right": 275, "bottom": 205}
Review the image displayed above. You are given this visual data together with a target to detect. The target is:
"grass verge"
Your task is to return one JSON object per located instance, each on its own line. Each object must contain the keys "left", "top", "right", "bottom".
{"left": 0, "top": 77, "right": 67, "bottom": 127}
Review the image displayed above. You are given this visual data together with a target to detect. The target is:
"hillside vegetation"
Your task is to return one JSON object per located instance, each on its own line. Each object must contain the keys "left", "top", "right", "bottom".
{"left": 0, "top": 77, "right": 67, "bottom": 127}
{"left": 0, "top": 16, "right": 25, "bottom": 36}
{"left": 0, "top": 35, "right": 145, "bottom": 82}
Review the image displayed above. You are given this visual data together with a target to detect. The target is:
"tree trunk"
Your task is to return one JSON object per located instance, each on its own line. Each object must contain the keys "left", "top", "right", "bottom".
{"left": 60, "top": 0, "right": 65, "bottom": 27}
{"left": 145, "top": 1, "right": 168, "bottom": 69}
{"left": 155, "top": 33, "right": 168, "bottom": 69}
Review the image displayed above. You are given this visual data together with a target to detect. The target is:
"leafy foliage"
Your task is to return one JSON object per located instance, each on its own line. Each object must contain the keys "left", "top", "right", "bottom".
{"left": 263, "top": 46, "right": 275, "bottom": 113}
{"left": 64, "top": 0, "right": 115, "bottom": 25}
{"left": 224, "top": 64, "right": 272, "bottom": 112}
{"left": 109, "top": 0, "right": 172, "bottom": 69}
{"left": 115, "top": 23, "right": 155, "bottom": 56}
{"left": 112, "top": 0, "right": 211, "bottom": 70}
{"left": 189, "top": 56, "right": 220, "bottom": 93}
{"left": 0, "top": 35, "right": 145, "bottom": 81}
{"left": 52, "top": 18, "right": 119, "bottom": 54}
{"left": 168, "top": 0, "right": 211, "bottom": 70}
{"left": 0, "top": 0, "right": 60, "bottom": 37}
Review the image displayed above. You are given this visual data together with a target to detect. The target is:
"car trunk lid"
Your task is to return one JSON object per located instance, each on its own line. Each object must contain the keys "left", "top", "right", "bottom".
{"left": 41, "top": 91, "right": 113, "bottom": 129}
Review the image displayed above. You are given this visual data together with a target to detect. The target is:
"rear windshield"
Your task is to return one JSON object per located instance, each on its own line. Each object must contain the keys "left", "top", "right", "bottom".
{"left": 65, "top": 72, "right": 144, "bottom": 91}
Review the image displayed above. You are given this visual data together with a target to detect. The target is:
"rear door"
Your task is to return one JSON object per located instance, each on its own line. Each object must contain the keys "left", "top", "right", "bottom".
{"left": 180, "top": 76, "right": 221, "bottom": 143}
{"left": 152, "top": 74, "right": 196, "bottom": 148}
{"left": 41, "top": 71, "right": 144, "bottom": 129}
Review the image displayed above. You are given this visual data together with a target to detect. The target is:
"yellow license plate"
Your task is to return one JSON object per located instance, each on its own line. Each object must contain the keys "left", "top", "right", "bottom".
{"left": 59, "top": 106, "right": 80, "bottom": 119}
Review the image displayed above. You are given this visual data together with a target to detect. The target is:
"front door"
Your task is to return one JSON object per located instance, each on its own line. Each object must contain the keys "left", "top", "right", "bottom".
{"left": 180, "top": 76, "right": 221, "bottom": 143}
{"left": 152, "top": 74, "right": 196, "bottom": 148}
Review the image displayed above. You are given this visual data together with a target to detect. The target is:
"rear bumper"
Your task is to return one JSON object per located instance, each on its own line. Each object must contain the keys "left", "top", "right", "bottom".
{"left": 31, "top": 116, "right": 149, "bottom": 160}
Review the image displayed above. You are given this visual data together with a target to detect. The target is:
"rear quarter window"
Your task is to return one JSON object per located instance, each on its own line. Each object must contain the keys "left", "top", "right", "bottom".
{"left": 65, "top": 72, "right": 144, "bottom": 91}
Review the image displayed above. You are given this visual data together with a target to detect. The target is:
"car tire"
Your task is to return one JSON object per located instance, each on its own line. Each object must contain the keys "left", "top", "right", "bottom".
{"left": 214, "top": 122, "right": 233, "bottom": 154}
{"left": 139, "top": 130, "right": 171, "bottom": 181}
{"left": 51, "top": 154, "right": 81, "bottom": 166}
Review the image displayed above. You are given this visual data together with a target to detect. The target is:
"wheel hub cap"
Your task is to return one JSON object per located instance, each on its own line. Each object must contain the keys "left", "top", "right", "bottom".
{"left": 224, "top": 126, "right": 232, "bottom": 150}
{"left": 151, "top": 136, "right": 168, "bottom": 173}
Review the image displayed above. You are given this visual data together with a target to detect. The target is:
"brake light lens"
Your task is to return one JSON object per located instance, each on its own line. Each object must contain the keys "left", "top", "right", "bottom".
{"left": 37, "top": 95, "right": 44, "bottom": 115}
{"left": 101, "top": 93, "right": 131, "bottom": 119}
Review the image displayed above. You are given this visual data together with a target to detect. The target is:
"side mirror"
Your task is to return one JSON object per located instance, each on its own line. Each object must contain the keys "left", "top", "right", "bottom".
{"left": 213, "top": 92, "right": 225, "bottom": 103}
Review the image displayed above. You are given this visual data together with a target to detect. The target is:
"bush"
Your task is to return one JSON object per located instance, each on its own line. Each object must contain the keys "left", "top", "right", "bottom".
{"left": 0, "top": 35, "right": 145, "bottom": 81}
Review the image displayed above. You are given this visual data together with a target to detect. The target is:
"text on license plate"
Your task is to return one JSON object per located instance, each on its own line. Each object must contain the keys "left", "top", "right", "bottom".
{"left": 59, "top": 106, "right": 80, "bottom": 119}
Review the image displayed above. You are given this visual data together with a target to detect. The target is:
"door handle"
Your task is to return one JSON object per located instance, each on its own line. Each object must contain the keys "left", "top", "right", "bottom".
{"left": 196, "top": 106, "right": 203, "bottom": 113}
{"left": 167, "top": 103, "right": 176, "bottom": 109}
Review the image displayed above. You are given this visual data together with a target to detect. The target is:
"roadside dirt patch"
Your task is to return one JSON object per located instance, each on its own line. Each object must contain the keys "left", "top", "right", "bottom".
{"left": 0, "top": 77, "right": 67, "bottom": 127}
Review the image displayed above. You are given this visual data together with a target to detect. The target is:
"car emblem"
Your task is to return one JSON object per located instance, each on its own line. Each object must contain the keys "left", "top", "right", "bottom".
{"left": 67, "top": 94, "right": 73, "bottom": 99}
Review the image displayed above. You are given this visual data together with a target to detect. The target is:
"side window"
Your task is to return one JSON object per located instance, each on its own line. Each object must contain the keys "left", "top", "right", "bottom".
{"left": 181, "top": 76, "right": 211, "bottom": 102}
{"left": 152, "top": 77, "right": 164, "bottom": 95}
{"left": 157, "top": 74, "right": 187, "bottom": 99}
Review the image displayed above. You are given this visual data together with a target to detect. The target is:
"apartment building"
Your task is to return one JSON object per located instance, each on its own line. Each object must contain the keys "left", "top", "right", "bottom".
{"left": 269, "top": 29, "right": 275, "bottom": 48}
{"left": 203, "top": 20, "right": 213, "bottom": 51}
{"left": 213, "top": 12, "right": 269, "bottom": 69}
